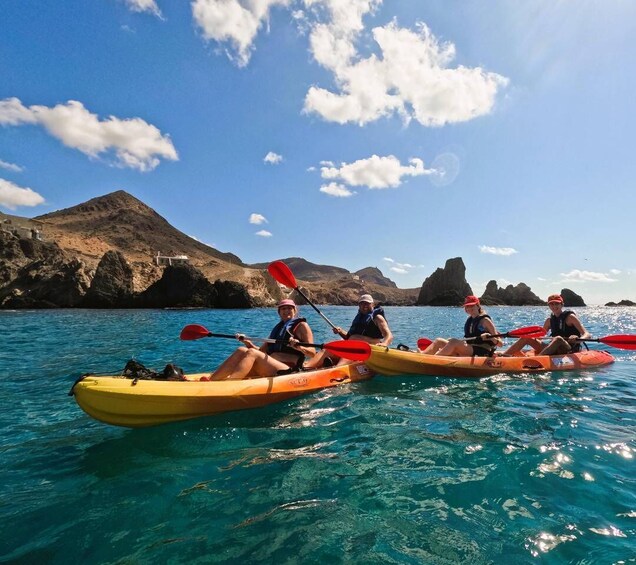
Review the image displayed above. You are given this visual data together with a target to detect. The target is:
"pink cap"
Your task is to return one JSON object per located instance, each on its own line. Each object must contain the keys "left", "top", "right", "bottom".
{"left": 463, "top": 295, "right": 480, "bottom": 307}
{"left": 277, "top": 299, "right": 296, "bottom": 309}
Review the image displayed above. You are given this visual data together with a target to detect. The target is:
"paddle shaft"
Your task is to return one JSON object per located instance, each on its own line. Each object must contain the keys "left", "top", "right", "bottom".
{"left": 465, "top": 328, "right": 546, "bottom": 342}
{"left": 268, "top": 261, "right": 338, "bottom": 331}
{"left": 294, "top": 287, "right": 338, "bottom": 331}
{"left": 202, "top": 331, "right": 326, "bottom": 348}
{"left": 465, "top": 331, "right": 534, "bottom": 342}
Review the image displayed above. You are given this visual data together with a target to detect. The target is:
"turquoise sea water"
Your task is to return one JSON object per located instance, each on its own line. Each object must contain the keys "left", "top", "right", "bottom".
{"left": 1, "top": 306, "right": 635, "bottom": 564}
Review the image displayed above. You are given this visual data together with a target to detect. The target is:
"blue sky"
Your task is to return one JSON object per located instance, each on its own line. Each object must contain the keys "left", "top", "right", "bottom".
{"left": 1, "top": 1, "right": 635, "bottom": 305}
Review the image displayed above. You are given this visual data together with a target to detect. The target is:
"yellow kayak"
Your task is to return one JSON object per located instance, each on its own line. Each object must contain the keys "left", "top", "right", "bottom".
{"left": 71, "top": 362, "right": 373, "bottom": 428}
{"left": 365, "top": 345, "right": 615, "bottom": 378}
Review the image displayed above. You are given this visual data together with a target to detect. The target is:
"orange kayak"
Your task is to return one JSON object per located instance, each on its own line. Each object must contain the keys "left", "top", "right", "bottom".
{"left": 364, "top": 345, "right": 615, "bottom": 378}
{"left": 71, "top": 362, "right": 373, "bottom": 428}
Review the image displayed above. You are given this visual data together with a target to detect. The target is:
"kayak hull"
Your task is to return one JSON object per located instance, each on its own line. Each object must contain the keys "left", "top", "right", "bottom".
{"left": 365, "top": 345, "right": 615, "bottom": 378}
{"left": 72, "top": 362, "right": 373, "bottom": 428}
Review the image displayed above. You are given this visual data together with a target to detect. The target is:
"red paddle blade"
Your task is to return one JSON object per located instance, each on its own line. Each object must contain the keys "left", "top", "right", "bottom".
{"left": 599, "top": 335, "right": 636, "bottom": 350}
{"left": 507, "top": 325, "right": 546, "bottom": 338}
{"left": 417, "top": 338, "right": 433, "bottom": 350}
{"left": 323, "top": 340, "right": 371, "bottom": 361}
{"left": 268, "top": 260, "right": 297, "bottom": 288}
{"left": 180, "top": 324, "right": 211, "bottom": 341}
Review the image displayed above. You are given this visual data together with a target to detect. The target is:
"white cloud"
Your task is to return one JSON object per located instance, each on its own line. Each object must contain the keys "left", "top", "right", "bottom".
{"left": 383, "top": 256, "right": 415, "bottom": 274}
{"left": 319, "top": 182, "right": 355, "bottom": 197}
{"left": 559, "top": 270, "right": 618, "bottom": 283}
{"left": 321, "top": 154, "right": 432, "bottom": 189}
{"left": 479, "top": 245, "right": 519, "bottom": 256}
{"left": 0, "top": 159, "right": 23, "bottom": 173}
{"left": 304, "top": 18, "right": 508, "bottom": 126}
{"left": 249, "top": 213, "right": 267, "bottom": 224}
{"left": 0, "top": 98, "right": 178, "bottom": 171}
{"left": 537, "top": 277, "right": 547, "bottom": 281}
{"left": 193, "top": 1, "right": 506, "bottom": 127}
{"left": 0, "top": 178, "right": 45, "bottom": 210}
{"left": 192, "top": 0, "right": 291, "bottom": 67}
{"left": 609, "top": 269, "right": 621, "bottom": 275}
{"left": 264, "top": 151, "right": 283, "bottom": 164}
{"left": 124, "top": 0, "right": 162, "bottom": 18}
{"left": 256, "top": 229, "right": 273, "bottom": 237}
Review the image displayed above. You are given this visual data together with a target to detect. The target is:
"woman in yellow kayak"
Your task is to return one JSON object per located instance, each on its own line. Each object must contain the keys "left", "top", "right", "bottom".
{"left": 210, "top": 299, "right": 316, "bottom": 380}
{"left": 421, "top": 295, "right": 502, "bottom": 356}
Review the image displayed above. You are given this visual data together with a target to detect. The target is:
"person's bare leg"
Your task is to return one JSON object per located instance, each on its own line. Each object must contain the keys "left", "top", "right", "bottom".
{"left": 502, "top": 338, "right": 543, "bottom": 357}
{"left": 540, "top": 337, "right": 570, "bottom": 356}
{"left": 436, "top": 338, "right": 473, "bottom": 357}
{"left": 211, "top": 348, "right": 287, "bottom": 380}
{"left": 210, "top": 347, "right": 249, "bottom": 380}
{"left": 422, "top": 338, "right": 448, "bottom": 355}
{"left": 304, "top": 349, "right": 328, "bottom": 369}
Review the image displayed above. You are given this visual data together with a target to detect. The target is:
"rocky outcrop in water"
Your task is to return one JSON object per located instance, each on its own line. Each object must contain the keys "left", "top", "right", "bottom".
{"left": 83, "top": 250, "right": 134, "bottom": 308}
{"left": 480, "top": 280, "right": 544, "bottom": 306}
{"left": 605, "top": 299, "right": 635, "bottom": 306}
{"left": 416, "top": 257, "right": 472, "bottom": 306}
{"left": 136, "top": 263, "right": 254, "bottom": 308}
{"left": 561, "top": 288, "right": 585, "bottom": 307}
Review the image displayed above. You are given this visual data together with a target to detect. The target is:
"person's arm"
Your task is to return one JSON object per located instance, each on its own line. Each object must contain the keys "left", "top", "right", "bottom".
{"left": 290, "top": 322, "right": 316, "bottom": 357}
{"left": 374, "top": 315, "right": 393, "bottom": 346}
{"left": 236, "top": 333, "right": 260, "bottom": 350}
{"left": 332, "top": 326, "right": 347, "bottom": 339}
{"left": 567, "top": 314, "right": 590, "bottom": 340}
{"left": 481, "top": 318, "right": 503, "bottom": 347}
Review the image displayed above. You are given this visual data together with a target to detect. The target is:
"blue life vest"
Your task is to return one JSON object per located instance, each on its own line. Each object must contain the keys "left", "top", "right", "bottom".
{"left": 550, "top": 310, "right": 582, "bottom": 352}
{"left": 347, "top": 307, "right": 385, "bottom": 339}
{"left": 267, "top": 317, "right": 306, "bottom": 357}
{"left": 464, "top": 314, "right": 496, "bottom": 353}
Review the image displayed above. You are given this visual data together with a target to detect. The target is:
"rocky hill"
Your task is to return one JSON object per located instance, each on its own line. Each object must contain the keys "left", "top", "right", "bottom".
{"left": 250, "top": 257, "right": 349, "bottom": 282}
{"left": 1, "top": 190, "right": 594, "bottom": 309}
{"left": 355, "top": 267, "right": 397, "bottom": 288}
{"left": 1, "top": 190, "right": 416, "bottom": 308}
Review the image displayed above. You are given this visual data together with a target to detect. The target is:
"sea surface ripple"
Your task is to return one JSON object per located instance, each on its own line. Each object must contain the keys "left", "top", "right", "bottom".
{"left": 1, "top": 306, "right": 635, "bottom": 563}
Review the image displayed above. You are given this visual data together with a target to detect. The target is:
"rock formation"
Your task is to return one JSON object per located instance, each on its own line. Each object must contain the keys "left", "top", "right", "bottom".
{"left": 480, "top": 281, "right": 544, "bottom": 306}
{"left": 416, "top": 258, "right": 472, "bottom": 306}
{"left": 136, "top": 263, "right": 254, "bottom": 308}
{"left": 561, "top": 288, "right": 586, "bottom": 307}
{"left": 0, "top": 231, "right": 92, "bottom": 308}
{"left": 354, "top": 267, "right": 397, "bottom": 288}
{"left": 250, "top": 257, "right": 349, "bottom": 282}
{"left": 605, "top": 299, "right": 636, "bottom": 306}
{"left": 83, "top": 250, "right": 134, "bottom": 308}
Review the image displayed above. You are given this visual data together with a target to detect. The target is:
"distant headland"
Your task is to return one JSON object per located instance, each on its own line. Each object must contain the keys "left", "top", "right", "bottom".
{"left": 1, "top": 191, "right": 633, "bottom": 309}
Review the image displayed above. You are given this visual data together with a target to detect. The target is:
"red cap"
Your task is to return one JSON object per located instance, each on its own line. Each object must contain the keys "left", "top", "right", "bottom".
{"left": 463, "top": 295, "right": 480, "bottom": 307}
{"left": 547, "top": 294, "right": 563, "bottom": 304}
{"left": 277, "top": 299, "right": 296, "bottom": 309}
